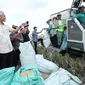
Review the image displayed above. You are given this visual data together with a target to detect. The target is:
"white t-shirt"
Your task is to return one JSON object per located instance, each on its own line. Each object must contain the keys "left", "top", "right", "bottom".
{"left": 50, "top": 21, "right": 56, "bottom": 36}
{"left": 0, "top": 24, "right": 13, "bottom": 54}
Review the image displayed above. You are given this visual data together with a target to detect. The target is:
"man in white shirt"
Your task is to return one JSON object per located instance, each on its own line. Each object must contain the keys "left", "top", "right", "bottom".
{"left": 49, "top": 17, "right": 58, "bottom": 48}
{"left": 0, "top": 11, "right": 19, "bottom": 69}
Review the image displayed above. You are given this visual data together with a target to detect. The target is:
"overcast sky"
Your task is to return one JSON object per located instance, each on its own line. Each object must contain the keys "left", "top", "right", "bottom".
{"left": 1, "top": 0, "right": 73, "bottom": 31}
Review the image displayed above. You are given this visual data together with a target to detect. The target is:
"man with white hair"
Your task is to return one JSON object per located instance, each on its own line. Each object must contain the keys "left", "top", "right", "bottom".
{"left": 0, "top": 11, "right": 19, "bottom": 69}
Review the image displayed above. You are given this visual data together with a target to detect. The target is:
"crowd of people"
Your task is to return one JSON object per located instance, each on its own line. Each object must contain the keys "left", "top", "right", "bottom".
{"left": 0, "top": 5, "right": 85, "bottom": 69}
{"left": 46, "top": 14, "right": 66, "bottom": 49}
{"left": 0, "top": 11, "right": 46, "bottom": 70}
{"left": 46, "top": 5, "right": 85, "bottom": 50}
{"left": 0, "top": 11, "right": 31, "bottom": 69}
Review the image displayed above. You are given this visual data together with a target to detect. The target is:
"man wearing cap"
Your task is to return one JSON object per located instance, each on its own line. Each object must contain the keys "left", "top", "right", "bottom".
{"left": 56, "top": 14, "right": 66, "bottom": 48}
{"left": 74, "top": 6, "right": 85, "bottom": 27}
{"left": 10, "top": 25, "right": 24, "bottom": 66}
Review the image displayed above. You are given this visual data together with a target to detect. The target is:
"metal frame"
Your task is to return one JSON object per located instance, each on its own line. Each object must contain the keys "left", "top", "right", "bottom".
{"left": 67, "top": 18, "right": 85, "bottom": 51}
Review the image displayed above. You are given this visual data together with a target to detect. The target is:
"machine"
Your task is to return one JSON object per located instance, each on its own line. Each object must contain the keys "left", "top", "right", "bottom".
{"left": 50, "top": 0, "right": 85, "bottom": 52}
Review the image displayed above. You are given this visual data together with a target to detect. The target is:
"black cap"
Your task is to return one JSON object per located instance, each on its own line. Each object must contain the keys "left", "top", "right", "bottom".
{"left": 57, "top": 14, "right": 61, "bottom": 17}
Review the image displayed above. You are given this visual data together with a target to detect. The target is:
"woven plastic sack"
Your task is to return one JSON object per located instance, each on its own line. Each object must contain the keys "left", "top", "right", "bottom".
{"left": 44, "top": 68, "right": 82, "bottom": 85}
{"left": 0, "top": 67, "right": 15, "bottom": 85}
{"left": 36, "top": 55, "right": 59, "bottom": 74}
{"left": 43, "top": 30, "right": 51, "bottom": 48}
{"left": 11, "top": 66, "right": 43, "bottom": 85}
{"left": 19, "top": 41, "right": 36, "bottom": 67}
{"left": 60, "top": 33, "right": 67, "bottom": 51}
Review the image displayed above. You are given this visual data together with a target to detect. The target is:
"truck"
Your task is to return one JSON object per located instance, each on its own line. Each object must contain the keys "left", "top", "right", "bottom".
{"left": 50, "top": 0, "right": 85, "bottom": 53}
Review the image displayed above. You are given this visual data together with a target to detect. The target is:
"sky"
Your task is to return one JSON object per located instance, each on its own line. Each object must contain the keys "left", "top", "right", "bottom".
{"left": 0, "top": 0, "right": 73, "bottom": 31}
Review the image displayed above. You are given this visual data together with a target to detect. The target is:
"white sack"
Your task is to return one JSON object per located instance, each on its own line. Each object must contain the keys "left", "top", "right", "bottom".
{"left": 19, "top": 41, "right": 36, "bottom": 67}
{"left": 36, "top": 55, "right": 59, "bottom": 73}
{"left": 44, "top": 68, "right": 82, "bottom": 85}
{"left": 43, "top": 30, "right": 51, "bottom": 48}
{"left": 36, "top": 54, "right": 44, "bottom": 61}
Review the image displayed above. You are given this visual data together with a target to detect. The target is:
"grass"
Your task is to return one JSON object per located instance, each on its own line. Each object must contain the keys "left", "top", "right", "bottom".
{"left": 37, "top": 46, "right": 85, "bottom": 85}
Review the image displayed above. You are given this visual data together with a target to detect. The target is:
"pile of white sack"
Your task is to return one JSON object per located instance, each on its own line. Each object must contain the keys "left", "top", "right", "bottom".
{"left": 0, "top": 34, "right": 82, "bottom": 85}
{"left": 36, "top": 54, "right": 82, "bottom": 85}
{"left": 19, "top": 41, "right": 82, "bottom": 85}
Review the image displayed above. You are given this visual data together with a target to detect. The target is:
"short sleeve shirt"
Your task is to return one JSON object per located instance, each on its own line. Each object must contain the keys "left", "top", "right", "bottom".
{"left": 32, "top": 31, "right": 38, "bottom": 42}
{"left": 74, "top": 13, "right": 85, "bottom": 23}
{"left": 0, "top": 24, "right": 13, "bottom": 53}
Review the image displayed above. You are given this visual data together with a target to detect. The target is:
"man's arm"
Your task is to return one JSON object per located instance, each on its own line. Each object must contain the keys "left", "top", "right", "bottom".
{"left": 9, "top": 28, "right": 20, "bottom": 33}
{"left": 74, "top": 14, "right": 80, "bottom": 19}
{"left": 10, "top": 30, "right": 24, "bottom": 40}
{"left": 37, "top": 28, "right": 45, "bottom": 34}
{"left": 26, "top": 28, "right": 30, "bottom": 33}
{"left": 10, "top": 33, "right": 20, "bottom": 40}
